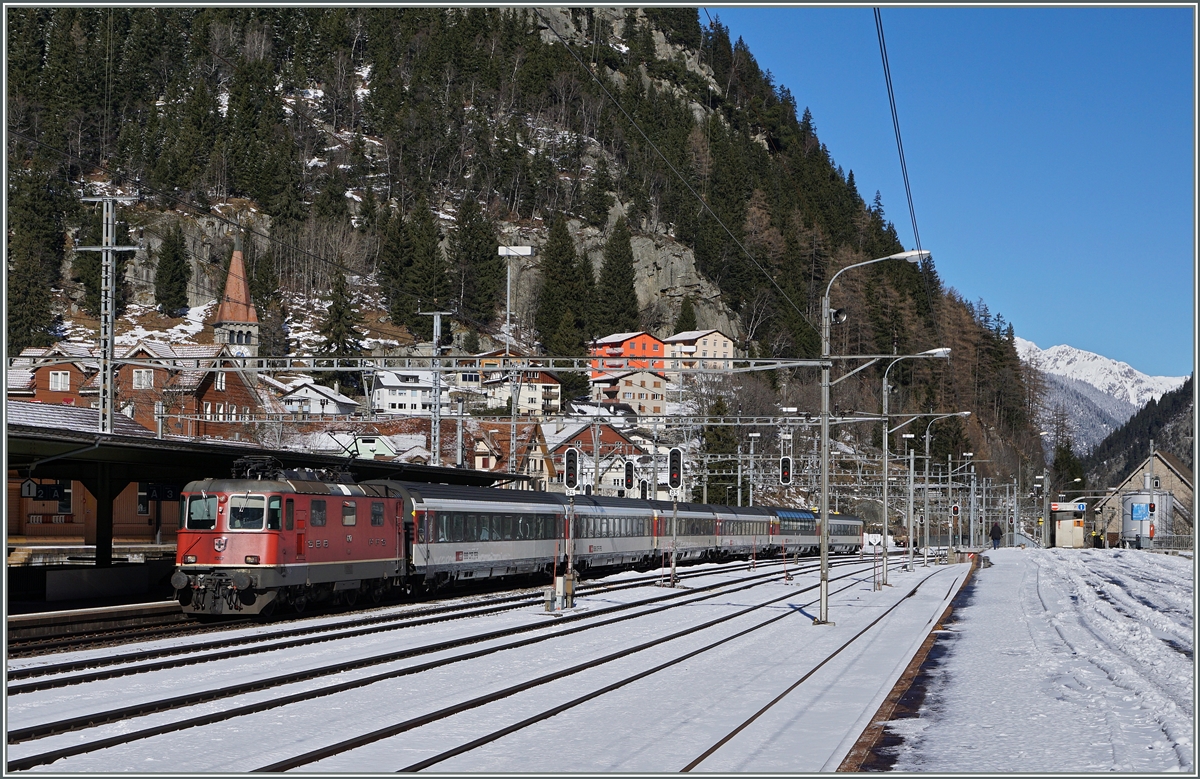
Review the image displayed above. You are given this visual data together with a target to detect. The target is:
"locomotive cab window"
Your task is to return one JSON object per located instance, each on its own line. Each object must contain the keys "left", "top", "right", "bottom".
{"left": 370, "top": 502, "right": 385, "bottom": 527}
{"left": 267, "top": 496, "right": 282, "bottom": 530}
{"left": 311, "top": 499, "right": 327, "bottom": 527}
{"left": 342, "top": 501, "right": 357, "bottom": 526}
{"left": 228, "top": 495, "right": 265, "bottom": 530}
{"left": 185, "top": 496, "right": 217, "bottom": 530}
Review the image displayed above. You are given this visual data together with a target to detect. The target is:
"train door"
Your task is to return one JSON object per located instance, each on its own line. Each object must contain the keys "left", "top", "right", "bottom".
{"left": 341, "top": 499, "right": 358, "bottom": 558}
{"left": 294, "top": 499, "right": 306, "bottom": 562}
{"left": 281, "top": 498, "right": 295, "bottom": 565}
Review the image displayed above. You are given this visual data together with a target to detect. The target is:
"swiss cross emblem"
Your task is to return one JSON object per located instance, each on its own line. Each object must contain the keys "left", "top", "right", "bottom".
{"left": 213, "top": 537, "right": 227, "bottom": 552}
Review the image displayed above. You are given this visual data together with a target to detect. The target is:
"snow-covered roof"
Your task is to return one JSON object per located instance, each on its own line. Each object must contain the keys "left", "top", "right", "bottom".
{"left": 663, "top": 329, "right": 732, "bottom": 343}
{"left": 593, "top": 331, "right": 650, "bottom": 345}
{"left": 372, "top": 370, "right": 435, "bottom": 388}
{"left": 7, "top": 369, "right": 35, "bottom": 393}
{"left": 589, "top": 369, "right": 669, "bottom": 384}
{"left": 280, "top": 378, "right": 356, "bottom": 405}
{"left": 6, "top": 399, "right": 155, "bottom": 437}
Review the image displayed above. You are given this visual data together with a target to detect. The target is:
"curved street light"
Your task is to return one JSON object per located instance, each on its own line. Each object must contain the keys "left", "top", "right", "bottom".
{"left": 880, "top": 347, "right": 951, "bottom": 583}
{"left": 922, "top": 411, "right": 971, "bottom": 566}
{"left": 818, "top": 250, "right": 929, "bottom": 623}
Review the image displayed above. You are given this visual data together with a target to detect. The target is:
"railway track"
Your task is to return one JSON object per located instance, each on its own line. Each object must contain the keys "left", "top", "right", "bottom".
{"left": 6, "top": 555, "right": 800, "bottom": 685}
{"left": 5, "top": 554, "right": 806, "bottom": 659}
{"left": 6, "top": 557, "right": 879, "bottom": 772}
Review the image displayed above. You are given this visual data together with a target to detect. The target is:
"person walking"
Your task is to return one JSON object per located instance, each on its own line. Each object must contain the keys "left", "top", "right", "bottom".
{"left": 989, "top": 522, "right": 1003, "bottom": 550}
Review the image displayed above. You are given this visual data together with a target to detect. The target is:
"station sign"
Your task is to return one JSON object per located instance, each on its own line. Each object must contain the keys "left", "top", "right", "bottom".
{"left": 1051, "top": 502, "right": 1087, "bottom": 512}
{"left": 147, "top": 483, "right": 183, "bottom": 501}
{"left": 21, "top": 480, "right": 64, "bottom": 501}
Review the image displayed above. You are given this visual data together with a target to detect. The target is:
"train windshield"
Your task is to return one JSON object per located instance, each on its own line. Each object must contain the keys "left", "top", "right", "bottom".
{"left": 186, "top": 496, "right": 217, "bottom": 530}
{"left": 228, "top": 495, "right": 266, "bottom": 530}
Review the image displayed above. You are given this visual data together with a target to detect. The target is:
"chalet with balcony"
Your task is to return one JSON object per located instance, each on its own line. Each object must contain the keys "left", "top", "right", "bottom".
{"left": 588, "top": 332, "right": 666, "bottom": 379}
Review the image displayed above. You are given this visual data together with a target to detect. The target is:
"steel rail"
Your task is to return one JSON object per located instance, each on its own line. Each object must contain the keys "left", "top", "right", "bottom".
{"left": 5, "top": 561, "right": 865, "bottom": 771}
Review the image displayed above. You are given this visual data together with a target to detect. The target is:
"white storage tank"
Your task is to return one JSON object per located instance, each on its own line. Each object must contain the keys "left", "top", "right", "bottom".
{"left": 1121, "top": 490, "right": 1173, "bottom": 549}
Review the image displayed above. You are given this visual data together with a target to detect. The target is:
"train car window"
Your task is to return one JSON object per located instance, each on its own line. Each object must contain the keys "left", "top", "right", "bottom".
{"left": 285, "top": 499, "right": 294, "bottom": 531}
{"left": 489, "top": 515, "right": 500, "bottom": 541}
{"left": 465, "top": 514, "right": 476, "bottom": 541}
{"left": 481, "top": 515, "right": 493, "bottom": 541}
{"left": 370, "top": 502, "right": 385, "bottom": 527}
{"left": 452, "top": 514, "right": 464, "bottom": 542}
{"left": 229, "top": 495, "right": 265, "bottom": 530}
{"left": 437, "top": 515, "right": 448, "bottom": 542}
{"left": 311, "top": 500, "right": 327, "bottom": 527}
{"left": 416, "top": 514, "right": 425, "bottom": 543}
{"left": 502, "top": 515, "right": 513, "bottom": 540}
{"left": 638, "top": 518, "right": 645, "bottom": 536}
{"left": 185, "top": 496, "right": 217, "bottom": 530}
{"left": 341, "top": 501, "right": 357, "bottom": 526}
{"left": 267, "top": 496, "right": 282, "bottom": 530}
{"left": 534, "top": 515, "right": 545, "bottom": 540}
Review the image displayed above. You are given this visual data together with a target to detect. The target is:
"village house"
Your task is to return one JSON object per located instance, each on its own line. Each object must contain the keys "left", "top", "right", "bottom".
{"left": 543, "top": 421, "right": 646, "bottom": 496}
{"left": 589, "top": 369, "right": 669, "bottom": 415}
{"left": 588, "top": 332, "right": 666, "bottom": 379}
{"left": 663, "top": 329, "right": 738, "bottom": 378}
{"left": 471, "top": 422, "right": 554, "bottom": 490}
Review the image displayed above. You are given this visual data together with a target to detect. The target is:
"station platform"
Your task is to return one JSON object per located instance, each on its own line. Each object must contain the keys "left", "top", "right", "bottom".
{"left": 6, "top": 539, "right": 179, "bottom": 614}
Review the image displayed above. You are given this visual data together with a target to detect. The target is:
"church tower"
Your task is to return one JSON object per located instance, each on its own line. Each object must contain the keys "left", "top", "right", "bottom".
{"left": 213, "top": 233, "right": 259, "bottom": 357}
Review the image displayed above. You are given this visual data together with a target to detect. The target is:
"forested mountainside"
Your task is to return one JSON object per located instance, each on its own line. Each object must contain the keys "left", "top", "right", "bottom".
{"left": 6, "top": 7, "right": 1046, "bottom": 479}
{"left": 1084, "top": 377, "right": 1195, "bottom": 490}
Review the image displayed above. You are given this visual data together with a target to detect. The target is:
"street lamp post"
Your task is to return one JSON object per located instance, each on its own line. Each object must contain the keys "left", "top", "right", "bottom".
{"left": 880, "top": 347, "right": 950, "bottom": 584}
{"left": 922, "top": 412, "right": 971, "bottom": 565}
{"left": 748, "top": 432, "right": 760, "bottom": 506}
{"left": 819, "top": 250, "right": 929, "bottom": 623}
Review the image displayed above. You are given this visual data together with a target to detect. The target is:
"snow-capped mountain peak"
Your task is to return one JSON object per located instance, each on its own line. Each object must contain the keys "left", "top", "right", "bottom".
{"left": 1014, "top": 336, "right": 1187, "bottom": 409}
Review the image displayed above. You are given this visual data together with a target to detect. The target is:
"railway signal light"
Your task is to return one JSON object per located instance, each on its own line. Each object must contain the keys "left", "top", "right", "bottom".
{"left": 640, "top": 480, "right": 649, "bottom": 500}
{"left": 564, "top": 448, "right": 579, "bottom": 490}
{"left": 779, "top": 456, "right": 793, "bottom": 485}
{"left": 668, "top": 448, "right": 683, "bottom": 490}
{"left": 1149, "top": 502, "right": 1156, "bottom": 514}
{"left": 624, "top": 460, "right": 635, "bottom": 491}
{"left": 952, "top": 504, "right": 960, "bottom": 517}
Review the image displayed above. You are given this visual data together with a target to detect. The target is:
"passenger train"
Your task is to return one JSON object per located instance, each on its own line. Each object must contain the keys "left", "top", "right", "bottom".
{"left": 170, "top": 459, "right": 863, "bottom": 616}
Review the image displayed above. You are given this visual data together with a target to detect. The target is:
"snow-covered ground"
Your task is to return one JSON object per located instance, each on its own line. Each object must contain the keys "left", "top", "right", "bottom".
{"left": 889, "top": 548, "right": 1194, "bottom": 773}
{"left": 5, "top": 549, "right": 1192, "bottom": 773}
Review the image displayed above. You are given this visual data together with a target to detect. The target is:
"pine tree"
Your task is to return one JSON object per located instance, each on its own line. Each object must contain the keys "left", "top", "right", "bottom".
{"left": 583, "top": 157, "right": 614, "bottom": 227}
{"left": 674, "top": 295, "right": 697, "bottom": 333}
{"left": 154, "top": 224, "right": 191, "bottom": 316}
{"left": 596, "top": 217, "right": 640, "bottom": 335}
{"left": 317, "top": 270, "right": 366, "bottom": 392}
{"left": 449, "top": 194, "right": 501, "bottom": 325}
{"left": 258, "top": 299, "right": 292, "bottom": 358}
{"left": 400, "top": 201, "right": 450, "bottom": 341}
{"left": 7, "top": 243, "right": 57, "bottom": 354}
{"left": 700, "top": 396, "right": 739, "bottom": 504}
{"left": 535, "top": 214, "right": 587, "bottom": 354}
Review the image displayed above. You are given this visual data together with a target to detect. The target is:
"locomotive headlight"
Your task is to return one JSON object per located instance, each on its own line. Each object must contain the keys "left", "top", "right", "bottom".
{"left": 245, "top": 555, "right": 260, "bottom": 565}
{"left": 183, "top": 554, "right": 197, "bottom": 564}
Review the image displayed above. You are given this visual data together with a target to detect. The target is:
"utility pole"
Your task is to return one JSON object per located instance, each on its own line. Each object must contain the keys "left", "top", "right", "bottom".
{"left": 969, "top": 464, "right": 977, "bottom": 548}
{"left": 748, "top": 432, "right": 760, "bottom": 506}
{"left": 418, "top": 308, "right": 454, "bottom": 467}
{"left": 736, "top": 440, "right": 743, "bottom": 506}
{"left": 907, "top": 447, "right": 915, "bottom": 570}
{"left": 76, "top": 196, "right": 140, "bottom": 434}
{"left": 456, "top": 398, "right": 464, "bottom": 468}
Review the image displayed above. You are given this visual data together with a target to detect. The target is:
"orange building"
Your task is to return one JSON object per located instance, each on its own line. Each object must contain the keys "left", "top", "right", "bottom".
{"left": 588, "top": 332, "right": 666, "bottom": 378}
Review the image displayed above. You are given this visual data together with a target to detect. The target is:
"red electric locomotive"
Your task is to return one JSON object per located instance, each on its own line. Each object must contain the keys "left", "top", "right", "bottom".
{"left": 171, "top": 458, "right": 410, "bottom": 616}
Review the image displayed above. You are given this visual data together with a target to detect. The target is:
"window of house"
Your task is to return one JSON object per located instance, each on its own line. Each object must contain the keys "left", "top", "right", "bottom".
{"left": 132, "top": 369, "right": 153, "bottom": 389}
{"left": 653, "top": 406, "right": 661, "bottom": 413}
{"left": 342, "top": 501, "right": 357, "bottom": 526}
{"left": 214, "top": 372, "right": 226, "bottom": 391}
{"left": 49, "top": 371, "right": 70, "bottom": 391}
{"left": 57, "top": 480, "right": 72, "bottom": 513}
{"left": 243, "top": 406, "right": 250, "bottom": 420}
{"left": 203, "top": 402, "right": 212, "bottom": 420}
{"left": 653, "top": 343, "right": 659, "bottom": 351}
{"left": 310, "top": 499, "right": 327, "bottom": 526}
{"left": 653, "top": 381, "right": 661, "bottom": 388}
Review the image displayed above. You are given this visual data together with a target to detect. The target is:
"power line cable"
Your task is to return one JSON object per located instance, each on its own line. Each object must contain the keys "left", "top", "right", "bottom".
{"left": 873, "top": 7, "right": 947, "bottom": 352}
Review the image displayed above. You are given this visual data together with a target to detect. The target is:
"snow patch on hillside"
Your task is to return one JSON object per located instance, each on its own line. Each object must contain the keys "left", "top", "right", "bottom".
{"left": 1015, "top": 337, "right": 1188, "bottom": 408}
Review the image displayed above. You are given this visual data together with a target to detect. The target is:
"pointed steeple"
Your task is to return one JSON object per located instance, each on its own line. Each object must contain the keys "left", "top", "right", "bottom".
{"left": 216, "top": 233, "right": 258, "bottom": 325}
{"left": 213, "top": 232, "right": 260, "bottom": 357}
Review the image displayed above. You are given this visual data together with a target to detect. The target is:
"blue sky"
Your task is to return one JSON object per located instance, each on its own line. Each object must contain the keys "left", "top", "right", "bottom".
{"left": 710, "top": 6, "right": 1195, "bottom": 377}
